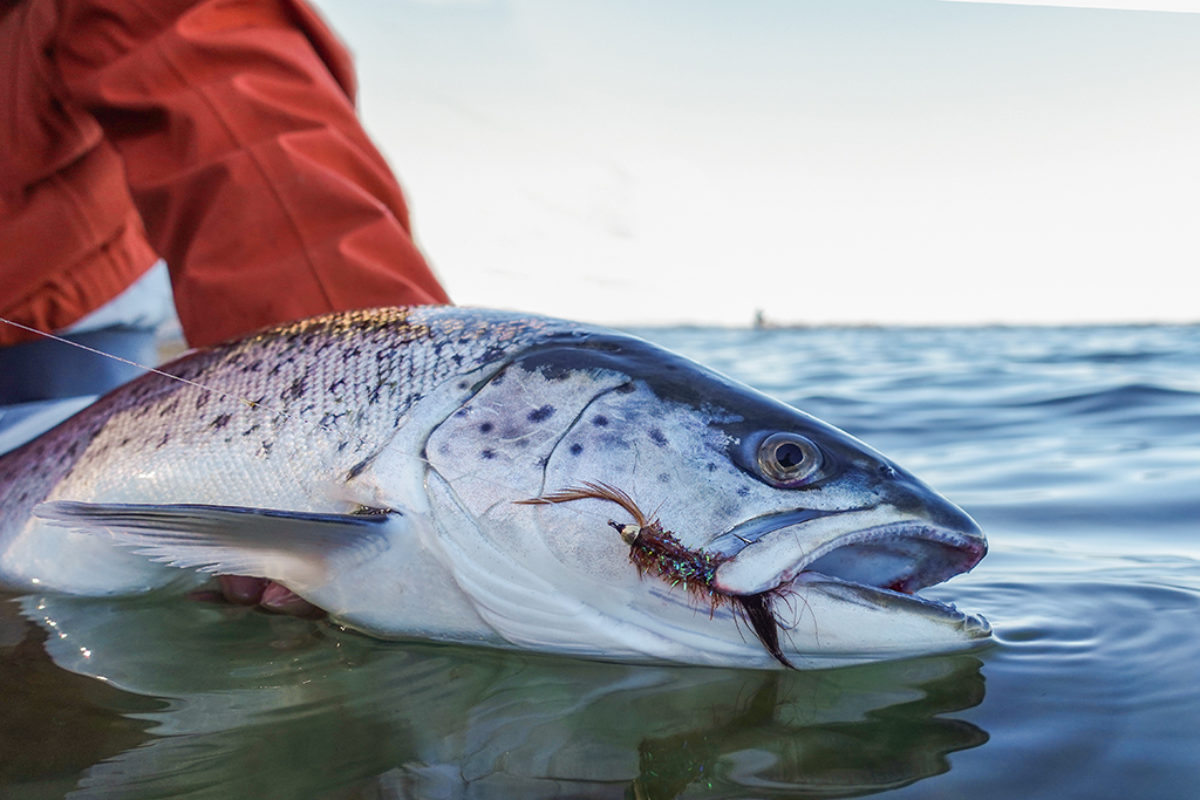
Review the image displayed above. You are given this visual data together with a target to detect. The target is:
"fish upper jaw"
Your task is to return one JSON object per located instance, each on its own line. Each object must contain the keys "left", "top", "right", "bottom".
{"left": 710, "top": 505, "right": 987, "bottom": 599}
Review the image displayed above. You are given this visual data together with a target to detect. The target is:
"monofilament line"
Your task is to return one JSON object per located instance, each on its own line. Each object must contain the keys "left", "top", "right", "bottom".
{"left": 0, "top": 315, "right": 268, "bottom": 413}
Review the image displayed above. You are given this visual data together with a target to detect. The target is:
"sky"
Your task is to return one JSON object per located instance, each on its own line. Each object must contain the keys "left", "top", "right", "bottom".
{"left": 309, "top": 0, "right": 1200, "bottom": 327}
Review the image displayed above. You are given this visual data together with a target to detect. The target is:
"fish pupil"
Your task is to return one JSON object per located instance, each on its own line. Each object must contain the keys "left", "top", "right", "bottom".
{"left": 775, "top": 442, "right": 806, "bottom": 469}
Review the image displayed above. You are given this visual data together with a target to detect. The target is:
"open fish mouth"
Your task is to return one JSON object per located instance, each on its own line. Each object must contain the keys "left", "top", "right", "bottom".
{"left": 793, "top": 521, "right": 988, "bottom": 593}
{"left": 710, "top": 511, "right": 989, "bottom": 630}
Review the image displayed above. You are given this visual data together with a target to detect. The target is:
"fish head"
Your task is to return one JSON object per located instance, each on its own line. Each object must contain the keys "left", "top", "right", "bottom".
{"left": 423, "top": 329, "right": 989, "bottom": 668}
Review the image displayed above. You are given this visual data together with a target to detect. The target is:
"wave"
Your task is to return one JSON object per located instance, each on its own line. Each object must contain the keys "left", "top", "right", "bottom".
{"left": 1009, "top": 383, "right": 1200, "bottom": 415}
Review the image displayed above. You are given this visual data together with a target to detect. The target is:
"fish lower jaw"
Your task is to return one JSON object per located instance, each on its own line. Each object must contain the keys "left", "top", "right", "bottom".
{"left": 784, "top": 570, "right": 992, "bottom": 640}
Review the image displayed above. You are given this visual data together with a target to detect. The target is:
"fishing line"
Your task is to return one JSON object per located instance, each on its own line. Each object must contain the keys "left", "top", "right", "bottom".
{"left": 0, "top": 315, "right": 277, "bottom": 415}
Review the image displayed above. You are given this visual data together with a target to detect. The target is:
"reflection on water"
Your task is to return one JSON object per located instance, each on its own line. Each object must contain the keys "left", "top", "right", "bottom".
{"left": 3, "top": 593, "right": 987, "bottom": 799}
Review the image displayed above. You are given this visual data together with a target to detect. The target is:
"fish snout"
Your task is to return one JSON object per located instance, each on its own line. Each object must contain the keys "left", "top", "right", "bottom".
{"left": 879, "top": 463, "right": 984, "bottom": 537}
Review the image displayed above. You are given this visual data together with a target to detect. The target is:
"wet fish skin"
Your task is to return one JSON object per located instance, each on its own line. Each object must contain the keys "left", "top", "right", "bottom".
{"left": 0, "top": 306, "right": 988, "bottom": 668}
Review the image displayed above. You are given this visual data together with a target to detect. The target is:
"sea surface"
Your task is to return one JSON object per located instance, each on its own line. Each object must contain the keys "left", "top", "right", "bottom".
{"left": 3, "top": 324, "right": 1199, "bottom": 799}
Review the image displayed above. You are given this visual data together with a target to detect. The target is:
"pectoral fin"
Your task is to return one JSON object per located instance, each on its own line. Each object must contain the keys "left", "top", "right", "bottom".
{"left": 34, "top": 501, "right": 397, "bottom": 588}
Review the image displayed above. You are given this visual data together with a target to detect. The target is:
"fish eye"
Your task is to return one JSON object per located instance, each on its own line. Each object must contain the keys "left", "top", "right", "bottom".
{"left": 757, "top": 433, "right": 823, "bottom": 487}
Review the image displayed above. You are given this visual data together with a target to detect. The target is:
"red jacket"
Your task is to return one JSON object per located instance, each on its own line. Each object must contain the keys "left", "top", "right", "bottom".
{"left": 0, "top": 0, "right": 448, "bottom": 349}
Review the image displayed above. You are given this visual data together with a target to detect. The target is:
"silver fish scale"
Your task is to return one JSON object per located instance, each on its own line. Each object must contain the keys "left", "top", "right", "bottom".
{"left": 0, "top": 306, "right": 562, "bottom": 527}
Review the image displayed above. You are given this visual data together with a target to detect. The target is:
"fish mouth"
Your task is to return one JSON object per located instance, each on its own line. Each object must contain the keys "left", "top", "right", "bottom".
{"left": 710, "top": 509, "right": 989, "bottom": 629}
{"left": 797, "top": 520, "right": 987, "bottom": 594}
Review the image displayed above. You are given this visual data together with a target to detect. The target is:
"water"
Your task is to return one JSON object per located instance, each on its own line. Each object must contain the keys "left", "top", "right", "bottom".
{"left": 3, "top": 324, "right": 1199, "bottom": 799}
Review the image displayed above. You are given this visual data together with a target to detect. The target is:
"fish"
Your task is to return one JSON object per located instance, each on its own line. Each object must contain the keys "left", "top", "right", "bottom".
{"left": 0, "top": 306, "right": 990, "bottom": 669}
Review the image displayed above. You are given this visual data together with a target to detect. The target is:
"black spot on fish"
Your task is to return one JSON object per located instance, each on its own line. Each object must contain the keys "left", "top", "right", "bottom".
{"left": 658, "top": 472, "right": 671, "bottom": 483}
{"left": 479, "top": 422, "right": 494, "bottom": 434}
{"left": 592, "top": 415, "right": 609, "bottom": 427}
{"left": 346, "top": 457, "right": 372, "bottom": 480}
{"left": 368, "top": 380, "right": 385, "bottom": 405}
{"left": 706, "top": 462, "right": 718, "bottom": 473}
{"left": 457, "top": 381, "right": 469, "bottom": 390}
{"left": 481, "top": 449, "right": 496, "bottom": 460}
{"left": 569, "top": 443, "right": 583, "bottom": 456}
{"left": 649, "top": 429, "right": 668, "bottom": 447}
{"left": 319, "top": 411, "right": 348, "bottom": 429}
{"left": 328, "top": 378, "right": 346, "bottom": 394}
{"left": 615, "top": 382, "right": 636, "bottom": 394}
{"left": 283, "top": 375, "right": 307, "bottom": 401}
{"left": 210, "top": 413, "right": 232, "bottom": 430}
{"left": 527, "top": 405, "right": 555, "bottom": 423}
{"left": 156, "top": 432, "right": 170, "bottom": 449}
{"left": 261, "top": 441, "right": 273, "bottom": 455}
{"left": 195, "top": 393, "right": 210, "bottom": 409}
{"left": 242, "top": 424, "right": 261, "bottom": 436}
{"left": 736, "top": 486, "right": 751, "bottom": 497}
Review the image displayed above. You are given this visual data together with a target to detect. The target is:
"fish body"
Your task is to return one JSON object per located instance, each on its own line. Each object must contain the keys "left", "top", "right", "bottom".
{"left": 0, "top": 307, "right": 989, "bottom": 668}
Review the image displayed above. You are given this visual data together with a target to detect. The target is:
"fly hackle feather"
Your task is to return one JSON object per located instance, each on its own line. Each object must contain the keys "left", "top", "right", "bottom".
{"left": 732, "top": 593, "right": 795, "bottom": 669}
{"left": 516, "top": 481, "right": 651, "bottom": 528}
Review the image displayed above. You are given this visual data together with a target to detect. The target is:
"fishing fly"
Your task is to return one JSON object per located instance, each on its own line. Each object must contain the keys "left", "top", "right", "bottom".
{"left": 518, "top": 481, "right": 796, "bottom": 668}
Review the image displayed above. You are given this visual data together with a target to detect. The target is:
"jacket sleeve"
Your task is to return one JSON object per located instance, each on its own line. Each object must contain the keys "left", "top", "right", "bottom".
{"left": 0, "top": 0, "right": 160, "bottom": 346}
{"left": 53, "top": 0, "right": 450, "bottom": 347}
